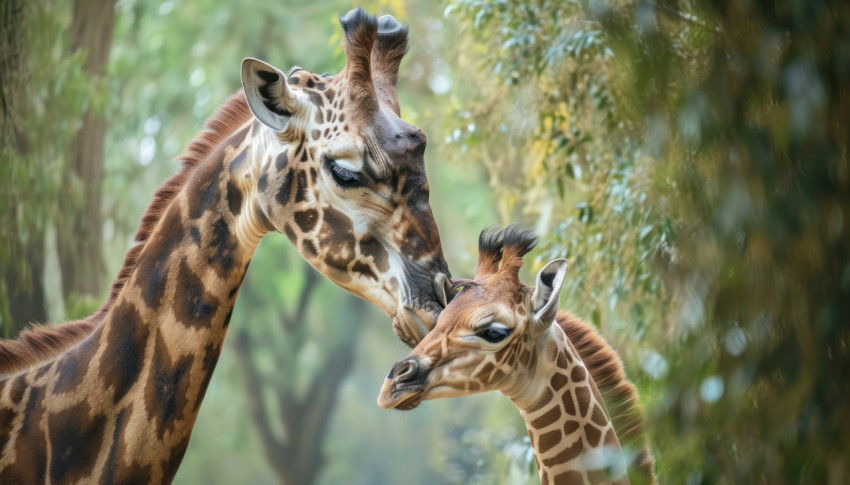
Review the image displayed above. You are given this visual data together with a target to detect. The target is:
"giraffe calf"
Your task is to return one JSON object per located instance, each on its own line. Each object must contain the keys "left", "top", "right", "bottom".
{"left": 379, "top": 226, "right": 656, "bottom": 485}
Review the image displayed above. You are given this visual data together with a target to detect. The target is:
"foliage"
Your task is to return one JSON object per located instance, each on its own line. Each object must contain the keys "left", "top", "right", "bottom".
{"left": 10, "top": 0, "right": 846, "bottom": 482}
{"left": 0, "top": 0, "right": 101, "bottom": 333}
{"left": 439, "top": 0, "right": 850, "bottom": 482}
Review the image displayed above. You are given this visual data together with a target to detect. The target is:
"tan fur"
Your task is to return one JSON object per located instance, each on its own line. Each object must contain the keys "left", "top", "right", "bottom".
{"left": 559, "top": 311, "right": 657, "bottom": 485}
{"left": 0, "top": 91, "right": 251, "bottom": 378}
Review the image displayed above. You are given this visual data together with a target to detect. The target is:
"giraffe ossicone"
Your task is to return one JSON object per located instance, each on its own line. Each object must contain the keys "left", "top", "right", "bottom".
{"left": 379, "top": 226, "right": 656, "bottom": 485}
{"left": 0, "top": 8, "right": 450, "bottom": 483}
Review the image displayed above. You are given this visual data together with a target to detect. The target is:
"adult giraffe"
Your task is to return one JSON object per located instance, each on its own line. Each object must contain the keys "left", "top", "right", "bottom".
{"left": 0, "top": 9, "right": 451, "bottom": 483}
{"left": 379, "top": 227, "right": 656, "bottom": 484}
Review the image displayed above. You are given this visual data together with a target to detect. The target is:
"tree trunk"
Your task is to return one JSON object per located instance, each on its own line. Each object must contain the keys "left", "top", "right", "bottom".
{"left": 0, "top": 0, "right": 47, "bottom": 336}
{"left": 233, "top": 262, "right": 367, "bottom": 485}
{"left": 57, "top": 0, "right": 116, "bottom": 302}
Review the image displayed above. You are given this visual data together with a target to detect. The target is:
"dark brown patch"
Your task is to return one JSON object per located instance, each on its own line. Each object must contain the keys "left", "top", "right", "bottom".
{"left": 311, "top": 129, "right": 321, "bottom": 140}
{"left": 531, "top": 405, "right": 561, "bottom": 430}
{"left": 575, "top": 385, "right": 591, "bottom": 417}
{"left": 302, "top": 239, "right": 317, "bottom": 258}
{"left": 0, "top": 386, "right": 47, "bottom": 484}
{"left": 190, "top": 226, "right": 201, "bottom": 245}
{"left": 48, "top": 402, "right": 107, "bottom": 483}
{"left": 103, "top": 407, "right": 130, "bottom": 484}
{"left": 585, "top": 423, "right": 602, "bottom": 447}
{"left": 187, "top": 160, "right": 221, "bottom": 220}
{"left": 175, "top": 258, "right": 221, "bottom": 328}
{"left": 476, "top": 362, "right": 495, "bottom": 382}
{"left": 135, "top": 206, "right": 184, "bottom": 309}
{"left": 294, "top": 170, "right": 309, "bottom": 203}
{"left": 553, "top": 471, "right": 583, "bottom": 484}
{"left": 144, "top": 334, "right": 194, "bottom": 440}
{"left": 162, "top": 435, "right": 191, "bottom": 483}
{"left": 563, "top": 388, "right": 577, "bottom": 416}
{"left": 558, "top": 351, "right": 571, "bottom": 367}
{"left": 591, "top": 404, "right": 608, "bottom": 426}
{"left": 564, "top": 420, "right": 580, "bottom": 435}
{"left": 208, "top": 217, "right": 238, "bottom": 277}
{"left": 542, "top": 437, "right": 583, "bottom": 468}
{"left": 294, "top": 209, "right": 319, "bottom": 233}
{"left": 0, "top": 408, "right": 16, "bottom": 453}
{"left": 604, "top": 428, "right": 618, "bottom": 446}
{"left": 226, "top": 180, "right": 243, "bottom": 215}
{"left": 352, "top": 261, "right": 377, "bottom": 280}
{"left": 228, "top": 151, "right": 248, "bottom": 182}
{"left": 359, "top": 234, "right": 390, "bottom": 272}
{"left": 315, "top": 109, "right": 324, "bottom": 124}
{"left": 283, "top": 223, "right": 297, "bottom": 242}
{"left": 193, "top": 343, "right": 222, "bottom": 413}
{"left": 7, "top": 376, "right": 26, "bottom": 404}
{"left": 276, "top": 170, "right": 294, "bottom": 205}
{"left": 95, "top": 302, "right": 149, "bottom": 403}
{"left": 537, "top": 429, "right": 561, "bottom": 454}
{"left": 571, "top": 365, "right": 586, "bottom": 382}
{"left": 318, "top": 206, "right": 356, "bottom": 273}
{"left": 325, "top": 89, "right": 335, "bottom": 103}
{"left": 551, "top": 371, "right": 569, "bottom": 391}
{"left": 52, "top": 335, "right": 93, "bottom": 395}
{"left": 306, "top": 90, "right": 324, "bottom": 107}
{"left": 276, "top": 151, "right": 289, "bottom": 171}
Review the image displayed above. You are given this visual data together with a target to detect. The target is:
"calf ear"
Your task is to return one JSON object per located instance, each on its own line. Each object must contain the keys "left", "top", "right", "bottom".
{"left": 531, "top": 259, "right": 569, "bottom": 331}
{"left": 241, "top": 58, "right": 304, "bottom": 132}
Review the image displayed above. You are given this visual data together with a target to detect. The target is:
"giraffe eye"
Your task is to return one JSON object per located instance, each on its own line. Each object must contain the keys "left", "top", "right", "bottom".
{"left": 477, "top": 327, "right": 511, "bottom": 343}
{"left": 324, "top": 156, "right": 365, "bottom": 188}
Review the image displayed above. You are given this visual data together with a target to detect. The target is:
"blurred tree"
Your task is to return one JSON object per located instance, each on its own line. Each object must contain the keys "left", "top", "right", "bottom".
{"left": 440, "top": 0, "right": 850, "bottom": 482}
{"left": 0, "top": 0, "right": 95, "bottom": 334}
{"left": 56, "top": 0, "right": 117, "bottom": 308}
{"left": 0, "top": 0, "right": 46, "bottom": 334}
{"left": 232, "top": 259, "right": 366, "bottom": 485}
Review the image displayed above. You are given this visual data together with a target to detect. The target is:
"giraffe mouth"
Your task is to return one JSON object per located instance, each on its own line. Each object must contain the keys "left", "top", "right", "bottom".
{"left": 388, "top": 384, "right": 427, "bottom": 411}
{"left": 392, "top": 272, "right": 455, "bottom": 347}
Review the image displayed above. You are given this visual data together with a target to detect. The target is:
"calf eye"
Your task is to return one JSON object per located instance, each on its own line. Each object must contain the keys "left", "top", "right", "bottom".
{"left": 477, "top": 327, "right": 511, "bottom": 343}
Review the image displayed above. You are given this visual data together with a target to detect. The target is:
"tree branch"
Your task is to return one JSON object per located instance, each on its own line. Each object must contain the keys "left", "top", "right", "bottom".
{"left": 232, "top": 330, "right": 285, "bottom": 462}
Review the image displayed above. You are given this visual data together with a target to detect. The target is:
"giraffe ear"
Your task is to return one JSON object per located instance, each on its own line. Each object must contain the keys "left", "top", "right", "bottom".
{"left": 531, "top": 259, "right": 568, "bottom": 330}
{"left": 241, "top": 58, "right": 304, "bottom": 132}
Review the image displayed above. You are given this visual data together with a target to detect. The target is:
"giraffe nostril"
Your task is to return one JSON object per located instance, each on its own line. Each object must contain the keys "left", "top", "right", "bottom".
{"left": 389, "top": 358, "right": 420, "bottom": 382}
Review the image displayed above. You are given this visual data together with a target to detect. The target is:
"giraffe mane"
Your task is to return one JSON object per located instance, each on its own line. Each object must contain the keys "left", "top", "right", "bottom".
{"left": 557, "top": 310, "right": 657, "bottom": 484}
{"left": 0, "top": 90, "right": 252, "bottom": 378}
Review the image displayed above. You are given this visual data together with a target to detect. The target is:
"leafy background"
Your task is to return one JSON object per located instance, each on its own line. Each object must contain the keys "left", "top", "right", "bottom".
{"left": 1, "top": 0, "right": 847, "bottom": 483}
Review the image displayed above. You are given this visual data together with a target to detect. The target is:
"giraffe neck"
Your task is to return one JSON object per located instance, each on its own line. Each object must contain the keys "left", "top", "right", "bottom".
{"left": 509, "top": 325, "right": 629, "bottom": 485}
{"left": 0, "top": 120, "right": 270, "bottom": 484}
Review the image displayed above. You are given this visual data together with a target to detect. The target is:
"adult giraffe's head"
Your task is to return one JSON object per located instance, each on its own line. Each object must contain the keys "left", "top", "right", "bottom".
{"left": 378, "top": 226, "right": 569, "bottom": 410}
{"left": 239, "top": 8, "right": 450, "bottom": 345}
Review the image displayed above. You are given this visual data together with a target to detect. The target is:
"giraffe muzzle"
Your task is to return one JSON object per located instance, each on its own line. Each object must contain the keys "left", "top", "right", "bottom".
{"left": 377, "top": 357, "right": 429, "bottom": 410}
